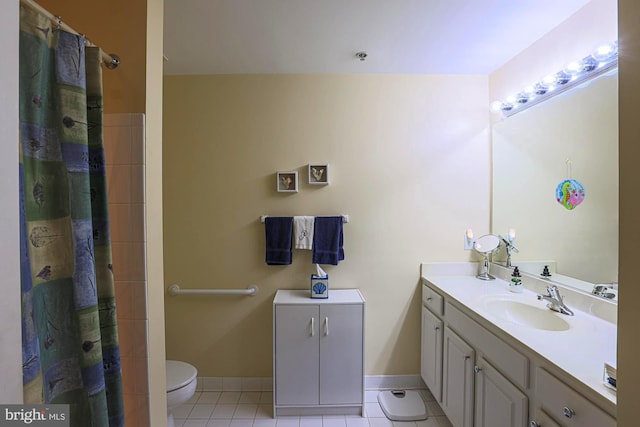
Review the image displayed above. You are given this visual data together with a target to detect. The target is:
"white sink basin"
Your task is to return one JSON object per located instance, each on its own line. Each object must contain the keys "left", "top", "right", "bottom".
{"left": 481, "top": 296, "right": 571, "bottom": 332}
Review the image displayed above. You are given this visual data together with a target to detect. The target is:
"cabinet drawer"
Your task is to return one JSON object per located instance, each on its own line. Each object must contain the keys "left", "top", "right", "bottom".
{"left": 422, "top": 284, "right": 444, "bottom": 316}
{"left": 532, "top": 408, "right": 561, "bottom": 427}
{"left": 446, "top": 302, "right": 529, "bottom": 389}
{"left": 535, "top": 368, "right": 615, "bottom": 427}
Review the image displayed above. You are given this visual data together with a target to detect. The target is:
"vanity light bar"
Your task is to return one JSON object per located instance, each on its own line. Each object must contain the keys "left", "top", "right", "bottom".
{"left": 490, "top": 41, "right": 618, "bottom": 117}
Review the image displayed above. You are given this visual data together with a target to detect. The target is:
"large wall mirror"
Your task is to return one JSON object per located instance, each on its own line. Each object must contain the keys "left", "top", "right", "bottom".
{"left": 492, "top": 69, "right": 618, "bottom": 298}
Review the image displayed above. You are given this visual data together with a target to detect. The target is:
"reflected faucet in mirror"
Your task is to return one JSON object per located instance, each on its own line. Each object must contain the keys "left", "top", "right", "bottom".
{"left": 499, "top": 231, "right": 519, "bottom": 268}
{"left": 592, "top": 284, "right": 618, "bottom": 299}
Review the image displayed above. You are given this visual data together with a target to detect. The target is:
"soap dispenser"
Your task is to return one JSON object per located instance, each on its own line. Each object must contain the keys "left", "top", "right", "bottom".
{"left": 509, "top": 266, "right": 523, "bottom": 293}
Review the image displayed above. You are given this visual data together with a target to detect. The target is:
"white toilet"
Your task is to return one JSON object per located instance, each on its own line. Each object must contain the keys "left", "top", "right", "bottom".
{"left": 166, "top": 360, "right": 198, "bottom": 427}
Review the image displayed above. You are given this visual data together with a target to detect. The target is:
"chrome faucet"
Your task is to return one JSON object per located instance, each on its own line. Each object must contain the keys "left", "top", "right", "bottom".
{"left": 537, "top": 285, "right": 574, "bottom": 316}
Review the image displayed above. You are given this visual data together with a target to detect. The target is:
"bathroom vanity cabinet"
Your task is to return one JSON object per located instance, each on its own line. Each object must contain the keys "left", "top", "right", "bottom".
{"left": 273, "top": 289, "right": 365, "bottom": 417}
{"left": 420, "top": 278, "right": 615, "bottom": 427}
{"left": 427, "top": 300, "right": 527, "bottom": 427}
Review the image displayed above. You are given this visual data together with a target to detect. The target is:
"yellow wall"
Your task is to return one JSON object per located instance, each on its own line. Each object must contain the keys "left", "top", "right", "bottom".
{"left": 36, "top": 0, "right": 147, "bottom": 113}
{"left": 617, "top": 0, "right": 640, "bottom": 424}
{"left": 163, "top": 74, "right": 491, "bottom": 376}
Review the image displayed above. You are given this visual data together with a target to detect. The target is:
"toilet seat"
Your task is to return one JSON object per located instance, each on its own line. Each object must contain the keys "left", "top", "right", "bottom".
{"left": 166, "top": 360, "right": 197, "bottom": 392}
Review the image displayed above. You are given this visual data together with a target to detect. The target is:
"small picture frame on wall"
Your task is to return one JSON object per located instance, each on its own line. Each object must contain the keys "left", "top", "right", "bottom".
{"left": 308, "top": 163, "right": 329, "bottom": 185}
{"left": 277, "top": 171, "right": 298, "bottom": 192}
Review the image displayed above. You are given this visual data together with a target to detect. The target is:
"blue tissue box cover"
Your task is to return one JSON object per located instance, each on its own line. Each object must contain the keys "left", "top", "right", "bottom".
{"left": 310, "top": 274, "right": 329, "bottom": 299}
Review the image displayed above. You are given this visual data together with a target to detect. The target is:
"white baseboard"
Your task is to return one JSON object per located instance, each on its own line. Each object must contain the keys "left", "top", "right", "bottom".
{"left": 364, "top": 375, "right": 426, "bottom": 390}
{"left": 196, "top": 377, "right": 272, "bottom": 392}
{"left": 195, "top": 375, "right": 425, "bottom": 392}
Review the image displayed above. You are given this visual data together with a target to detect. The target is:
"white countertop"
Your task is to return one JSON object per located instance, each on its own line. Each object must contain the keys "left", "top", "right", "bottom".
{"left": 273, "top": 289, "right": 365, "bottom": 304}
{"left": 421, "top": 268, "right": 617, "bottom": 408}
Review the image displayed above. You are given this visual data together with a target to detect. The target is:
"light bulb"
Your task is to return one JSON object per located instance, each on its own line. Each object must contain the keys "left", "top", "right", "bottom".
{"left": 565, "top": 60, "right": 583, "bottom": 75}
{"left": 490, "top": 101, "right": 503, "bottom": 113}
{"left": 582, "top": 56, "right": 597, "bottom": 72}
{"left": 534, "top": 82, "right": 548, "bottom": 95}
{"left": 516, "top": 92, "right": 530, "bottom": 104}
{"left": 522, "top": 86, "right": 536, "bottom": 101}
{"left": 592, "top": 42, "right": 618, "bottom": 62}
{"left": 541, "top": 75, "right": 557, "bottom": 93}
{"left": 555, "top": 71, "right": 571, "bottom": 85}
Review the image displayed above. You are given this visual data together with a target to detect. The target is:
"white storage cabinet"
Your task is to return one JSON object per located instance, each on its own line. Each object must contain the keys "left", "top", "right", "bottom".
{"left": 273, "top": 289, "right": 365, "bottom": 417}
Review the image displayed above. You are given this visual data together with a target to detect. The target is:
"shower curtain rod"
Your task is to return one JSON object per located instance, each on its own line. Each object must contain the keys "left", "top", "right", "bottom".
{"left": 20, "top": 0, "right": 120, "bottom": 69}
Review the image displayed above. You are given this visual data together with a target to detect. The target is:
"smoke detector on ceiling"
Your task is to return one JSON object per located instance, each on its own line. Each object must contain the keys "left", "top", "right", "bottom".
{"left": 355, "top": 51, "right": 368, "bottom": 61}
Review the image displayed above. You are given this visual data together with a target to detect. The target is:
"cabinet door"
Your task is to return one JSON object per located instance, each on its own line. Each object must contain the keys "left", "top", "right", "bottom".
{"left": 275, "top": 305, "right": 319, "bottom": 405}
{"left": 421, "top": 306, "right": 443, "bottom": 401}
{"left": 319, "top": 304, "right": 364, "bottom": 405}
{"left": 474, "top": 357, "right": 528, "bottom": 427}
{"left": 442, "top": 327, "right": 475, "bottom": 427}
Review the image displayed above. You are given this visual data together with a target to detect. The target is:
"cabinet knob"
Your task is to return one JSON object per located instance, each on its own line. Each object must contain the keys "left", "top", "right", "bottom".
{"left": 426, "top": 297, "right": 433, "bottom": 301}
{"left": 562, "top": 406, "right": 576, "bottom": 418}
{"left": 434, "top": 326, "right": 440, "bottom": 331}
{"left": 529, "top": 422, "right": 540, "bottom": 427}
{"left": 474, "top": 365, "right": 482, "bottom": 374}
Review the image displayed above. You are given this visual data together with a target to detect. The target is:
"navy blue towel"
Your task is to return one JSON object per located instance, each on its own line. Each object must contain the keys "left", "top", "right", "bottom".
{"left": 265, "top": 217, "right": 293, "bottom": 265}
{"left": 312, "top": 216, "right": 344, "bottom": 265}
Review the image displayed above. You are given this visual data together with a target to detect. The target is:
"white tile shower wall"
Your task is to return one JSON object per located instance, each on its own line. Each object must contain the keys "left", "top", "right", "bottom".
{"left": 104, "top": 113, "right": 149, "bottom": 427}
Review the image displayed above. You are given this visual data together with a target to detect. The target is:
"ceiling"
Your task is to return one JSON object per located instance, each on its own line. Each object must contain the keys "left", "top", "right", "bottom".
{"left": 163, "top": 0, "right": 592, "bottom": 75}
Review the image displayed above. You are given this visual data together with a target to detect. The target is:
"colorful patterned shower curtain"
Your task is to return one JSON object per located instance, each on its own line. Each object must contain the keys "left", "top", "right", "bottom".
{"left": 19, "top": 6, "right": 125, "bottom": 427}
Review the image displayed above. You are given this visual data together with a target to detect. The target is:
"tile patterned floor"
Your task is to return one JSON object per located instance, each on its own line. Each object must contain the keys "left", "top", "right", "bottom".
{"left": 173, "top": 390, "right": 453, "bottom": 427}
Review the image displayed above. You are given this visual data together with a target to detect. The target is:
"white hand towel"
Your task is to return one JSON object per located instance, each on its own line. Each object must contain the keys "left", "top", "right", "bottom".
{"left": 293, "top": 216, "right": 315, "bottom": 250}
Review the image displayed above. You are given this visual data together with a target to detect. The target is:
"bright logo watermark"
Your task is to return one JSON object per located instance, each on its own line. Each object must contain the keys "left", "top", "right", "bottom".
{"left": 0, "top": 405, "right": 68, "bottom": 426}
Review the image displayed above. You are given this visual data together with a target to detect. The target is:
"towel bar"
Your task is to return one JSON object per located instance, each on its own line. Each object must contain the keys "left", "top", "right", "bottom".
{"left": 260, "top": 214, "right": 349, "bottom": 223}
{"left": 168, "top": 284, "right": 259, "bottom": 296}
